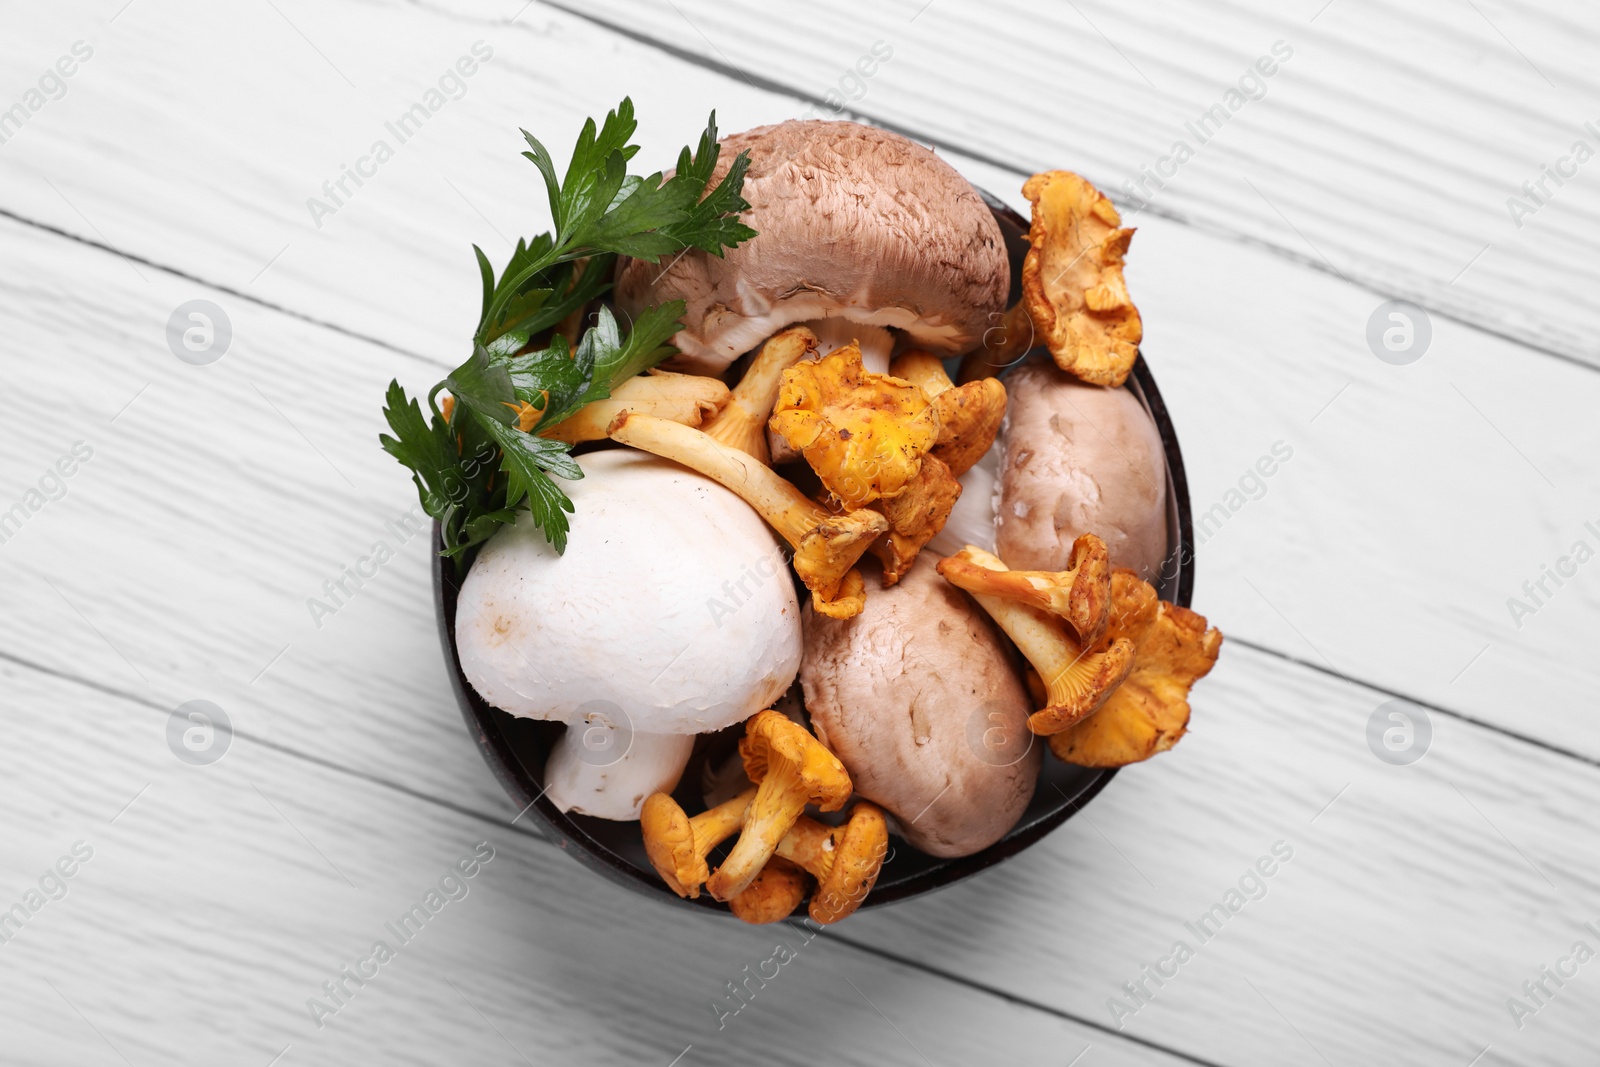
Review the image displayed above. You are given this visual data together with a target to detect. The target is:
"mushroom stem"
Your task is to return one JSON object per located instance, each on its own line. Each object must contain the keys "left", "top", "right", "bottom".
{"left": 937, "top": 546, "right": 1133, "bottom": 736}
{"left": 540, "top": 370, "right": 730, "bottom": 445}
{"left": 775, "top": 803, "right": 890, "bottom": 924}
{"left": 545, "top": 729, "right": 695, "bottom": 820}
{"left": 708, "top": 758, "right": 812, "bottom": 901}
{"left": 607, "top": 413, "right": 887, "bottom": 616}
{"left": 890, "top": 350, "right": 954, "bottom": 398}
{"left": 610, "top": 412, "right": 826, "bottom": 543}
{"left": 703, "top": 326, "right": 817, "bottom": 462}
{"left": 803, "top": 319, "right": 894, "bottom": 375}
{"left": 960, "top": 303, "right": 1034, "bottom": 383}
{"left": 775, "top": 815, "right": 842, "bottom": 875}
{"left": 938, "top": 533, "right": 1112, "bottom": 644}
{"left": 641, "top": 787, "right": 756, "bottom": 898}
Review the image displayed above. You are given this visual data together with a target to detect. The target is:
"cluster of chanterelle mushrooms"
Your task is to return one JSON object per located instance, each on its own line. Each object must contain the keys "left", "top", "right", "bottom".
{"left": 455, "top": 120, "right": 1222, "bottom": 924}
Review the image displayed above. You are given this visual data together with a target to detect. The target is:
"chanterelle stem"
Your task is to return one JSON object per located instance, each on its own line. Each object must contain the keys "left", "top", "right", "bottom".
{"left": 608, "top": 413, "right": 830, "bottom": 545}
{"left": 938, "top": 545, "right": 1133, "bottom": 733}
{"left": 891, "top": 351, "right": 953, "bottom": 398}
{"left": 708, "top": 759, "right": 810, "bottom": 901}
{"left": 774, "top": 817, "right": 838, "bottom": 881}
{"left": 692, "top": 788, "right": 757, "bottom": 854}
{"left": 949, "top": 547, "right": 1084, "bottom": 682}
{"left": 703, "top": 327, "right": 817, "bottom": 462}
{"left": 541, "top": 370, "right": 728, "bottom": 445}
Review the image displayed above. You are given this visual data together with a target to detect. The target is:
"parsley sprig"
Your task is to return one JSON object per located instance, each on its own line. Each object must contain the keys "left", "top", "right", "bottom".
{"left": 380, "top": 100, "right": 755, "bottom": 556}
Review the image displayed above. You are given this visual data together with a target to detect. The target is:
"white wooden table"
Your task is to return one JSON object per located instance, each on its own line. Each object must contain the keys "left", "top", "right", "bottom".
{"left": 4, "top": 2, "right": 1597, "bottom": 1064}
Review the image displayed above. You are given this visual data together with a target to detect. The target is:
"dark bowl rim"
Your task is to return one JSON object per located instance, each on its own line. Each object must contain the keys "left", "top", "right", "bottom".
{"left": 432, "top": 193, "right": 1195, "bottom": 914}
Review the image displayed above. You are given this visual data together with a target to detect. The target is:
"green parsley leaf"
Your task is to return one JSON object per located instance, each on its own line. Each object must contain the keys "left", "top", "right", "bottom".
{"left": 379, "top": 99, "right": 757, "bottom": 559}
{"left": 378, "top": 379, "right": 459, "bottom": 514}
{"left": 444, "top": 343, "right": 516, "bottom": 426}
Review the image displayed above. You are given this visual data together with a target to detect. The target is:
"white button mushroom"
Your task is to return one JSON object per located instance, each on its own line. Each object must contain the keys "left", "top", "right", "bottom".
{"left": 454, "top": 449, "right": 802, "bottom": 820}
{"left": 614, "top": 120, "right": 1009, "bottom": 378}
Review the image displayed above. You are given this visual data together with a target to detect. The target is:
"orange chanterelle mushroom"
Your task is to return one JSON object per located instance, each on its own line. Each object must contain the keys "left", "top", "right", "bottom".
{"left": 774, "top": 343, "right": 987, "bottom": 585}
{"left": 1048, "top": 568, "right": 1223, "bottom": 767}
{"left": 726, "top": 856, "right": 811, "bottom": 925}
{"left": 706, "top": 711, "right": 852, "bottom": 901}
{"left": 640, "top": 788, "right": 755, "bottom": 899}
{"left": 890, "top": 350, "right": 1007, "bottom": 479}
{"left": 776, "top": 802, "right": 889, "bottom": 924}
{"left": 938, "top": 538, "right": 1133, "bottom": 736}
{"left": 770, "top": 342, "right": 940, "bottom": 510}
{"left": 972, "top": 171, "right": 1143, "bottom": 387}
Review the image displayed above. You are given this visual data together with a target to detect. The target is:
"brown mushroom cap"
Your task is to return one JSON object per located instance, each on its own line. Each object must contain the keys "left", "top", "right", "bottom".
{"left": 800, "top": 560, "right": 1040, "bottom": 858}
{"left": 615, "top": 121, "right": 1009, "bottom": 375}
{"left": 996, "top": 356, "right": 1168, "bottom": 583}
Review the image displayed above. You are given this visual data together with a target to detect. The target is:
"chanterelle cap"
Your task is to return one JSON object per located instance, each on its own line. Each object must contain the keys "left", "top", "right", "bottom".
{"left": 615, "top": 120, "right": 1009, "bottom": 375}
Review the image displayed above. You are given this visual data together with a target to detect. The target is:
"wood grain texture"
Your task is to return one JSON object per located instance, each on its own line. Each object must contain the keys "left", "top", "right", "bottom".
{"left": 7, "top": 119, "right": 1600, "bottom": 773}
{"left": 9, "top": 585, "right": 1600, "bottom": 1066}
{"left": 0, "top": 0, "right": 1596, "bottom": 761}
{"left": 1, "top": 661, "right": 1189, "bottom": 1067}
{"left": 2, "top": 2, "right": 1598, "bottom": 1065}
{"left": 839, "top": 641, "right": 1600, "bottom": 1067}
{"left": 565, "top": 0, "right": 1600, "bottom": 368}
{"left": 4, "top": 220, "right": 1597, "bottom": 1062}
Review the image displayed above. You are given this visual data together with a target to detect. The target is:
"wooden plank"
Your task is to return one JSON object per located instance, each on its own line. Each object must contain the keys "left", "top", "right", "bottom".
{"left": 1, "top": 5, "right": 1596, "bottom": 1062}
{"left": 4, "top": 200, "right": 1597, "bottom": 1061}
{"left": 9, "top": 605, "right": 1600, "bottom": 1065}
{"left": 6, "top": 140, "right": 1598, "bottom": 772}
{"left": 9, "top": 0, "right": 1596, "bottom": 373}
{"left": 0, "top": 0, "right": 1588, "bottom": 760}
{"left": 835, "top": 640, "right": 1600, "bottom": 1066}
{"left": 0, "top": 660, "right": 1189, "bottom": 1067}
{"left": 562, "top": 0, "right": 1600, "bottom": 369}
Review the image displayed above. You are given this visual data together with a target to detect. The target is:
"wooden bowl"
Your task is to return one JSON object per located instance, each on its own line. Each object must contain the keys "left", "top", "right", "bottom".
{"left": 434, "top": 192, "right": 1195, "bottom": 914}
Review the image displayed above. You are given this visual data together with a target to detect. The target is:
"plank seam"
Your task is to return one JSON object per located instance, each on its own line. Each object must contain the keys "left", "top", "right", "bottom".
{"left": 0, "top": 646, "right": 547, "bottom": 847}
{"left": 0, "top": 207, "right": 449, "bottom": 374}
{"left": 1227, "top": 637, "right": 1600, "bottom": 771}
{"left": 811, "top": 928, "right": 1232, "bottom": 1067}
{"left": 6, "top": 210, "right": 1590, "bottom": 770}
{"left": 0, "top": 643, "right": 1227, "bottom": 1066}
{"left": 4, "top": 6, "right": 1591, "bottom": 378}
{"left": 528, "top": 0, "right": 1597, "bottom": 375}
